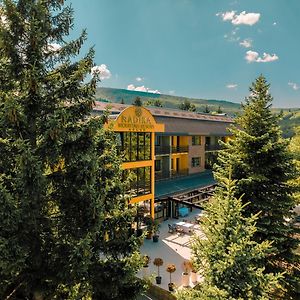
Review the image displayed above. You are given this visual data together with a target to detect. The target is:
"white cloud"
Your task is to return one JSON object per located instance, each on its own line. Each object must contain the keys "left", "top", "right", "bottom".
{"left": 169, "top": 90, "right": 175, "bottom": 95}
{"left": 91, "top": 64, "right": 111, "bottom": 80}
{"left": 232, "top": 11, "right": 260, "bottom": 25}
{"left": 47, "top": 43, "right": 62, "bottom": 52}
{"left": 245, "top": 50, "right": 278, "bottom": 63}
{"left": 136, "top": 77, "right": 143, "bottom": 82}
{"left": 217, "top": 10, "right": 236, "bottom": 21}
{"left": 127, "top": 84, "right": 160, "bottom": 94}
{"left": 288, "top": 82, "right": 299, "bottom": 90}
{"left": 226, "top": 84, "right": 238, "bottom": 89}
{"left": 239, "top": 39, "right": 252, "bottom": 48}
{"left": 217, "top": 11, "right": 260, "bottom": 26}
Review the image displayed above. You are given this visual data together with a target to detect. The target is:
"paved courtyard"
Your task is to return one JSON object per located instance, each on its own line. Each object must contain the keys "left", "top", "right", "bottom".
{"left": 138, "top": 208, "right": 205, "bottom": 292}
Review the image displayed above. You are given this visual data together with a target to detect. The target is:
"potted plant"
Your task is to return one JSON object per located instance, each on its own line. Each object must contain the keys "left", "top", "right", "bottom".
{"left": 181, "top": 260, "right": 192, "bottom": 287}
{"left": 152, "top": 220, "right": 160, "bottom": 243}
{"left": 166, "top": 263, "right": 176, "bottom": 291}
{"left": 142, "top": 255, "right": 151, "bottom": 277}
{"left": 190, "top": 260, "right": 198, "bottom": 283}
{"left": 153, "top": 257, "right": 164, "bottom": 284}
{"left": 144, "top": 215, "right": 154, "bottom": 239}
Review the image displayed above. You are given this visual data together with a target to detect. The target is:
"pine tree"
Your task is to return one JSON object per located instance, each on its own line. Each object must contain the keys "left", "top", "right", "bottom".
{"left": 214, "top": 75, "right": 299, "bottom": 298}
{"left": 0, "top": 1, "right": 143, "bottom": 299}
{"left": 178, "top": 99, "right": 196, "bottom": 112}
{"left": 132, "top": 96, "right": 142, "bottom": 106}
{"left": 204, "top": 104, "right": 210, "bottom": 113}
{"left": 177, "top": 176, "right": 281, "bottom": 300}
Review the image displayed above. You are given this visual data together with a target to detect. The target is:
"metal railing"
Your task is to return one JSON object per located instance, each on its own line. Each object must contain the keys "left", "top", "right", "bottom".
{"left": 171, "top": 168, "right": 189, "bottom": 178}
{"left": 205, "top": 144, "right": 223, "bottom": 151}
{"left": 155, "top": 146, "right": 171, "bottom": 155}
{"left": 172, "top": 146, "right": 189, "bottom": 153}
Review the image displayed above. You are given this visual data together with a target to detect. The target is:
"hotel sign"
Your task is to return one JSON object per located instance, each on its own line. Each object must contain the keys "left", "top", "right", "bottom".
{"left": 114, "top": 106, "right": 162, "bottom": 132}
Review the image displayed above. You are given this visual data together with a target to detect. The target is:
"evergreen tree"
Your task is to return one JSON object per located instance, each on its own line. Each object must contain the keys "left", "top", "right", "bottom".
{"left": 177, "top": 176, "right": 281, "bottom": 300}
{"left": 204, "top": 104, "right": 210, "bottom": 113}
{"left": 132, "top": 96, "right": 142, "bottom": 106}
{"left": 120, "top": 98, "right": 125, "bottom": 104}
{"left": 289, "top": 126, "right": 300, "bottom": 204}
{"left": 0, "top": 1, "right": 143, "bottom": 299}
{"left": 217, "top": 105, "right": 223, "bottom": 114}
{"left": 178, "top": 99, "right": 196, "bottom": 112}
{"left": 214, "top": 75, "right": 299, "bottom": 298}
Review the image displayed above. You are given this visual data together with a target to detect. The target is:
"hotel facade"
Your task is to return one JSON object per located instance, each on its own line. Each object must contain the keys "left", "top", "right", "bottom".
{"left": 93, "top": 102, "right": 233, "bottom": 220}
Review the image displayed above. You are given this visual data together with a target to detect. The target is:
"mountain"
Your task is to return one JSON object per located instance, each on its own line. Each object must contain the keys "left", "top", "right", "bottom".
{"left": 95, "top": 87, "right": 241, "bottom": 115}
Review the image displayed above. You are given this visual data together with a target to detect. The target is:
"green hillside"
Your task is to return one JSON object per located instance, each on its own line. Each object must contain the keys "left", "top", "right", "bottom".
{"left": 95, "top": 87, "right": 300, "bottom": 137}
{"left": 95, "top": 87, "right": 241, "bottom": 115}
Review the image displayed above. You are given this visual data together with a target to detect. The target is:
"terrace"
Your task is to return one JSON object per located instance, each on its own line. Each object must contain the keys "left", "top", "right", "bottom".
{"left": 138, "top": 208, "right": 206, "bottom": 293}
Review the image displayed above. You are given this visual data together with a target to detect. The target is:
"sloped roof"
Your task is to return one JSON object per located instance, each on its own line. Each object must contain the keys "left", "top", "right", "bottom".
{"left": 93, "top": 102, "right": 234, "bottom": 136}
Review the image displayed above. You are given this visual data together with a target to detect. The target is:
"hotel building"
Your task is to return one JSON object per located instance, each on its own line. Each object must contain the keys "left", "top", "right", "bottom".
{"left": 93, "top": 102, "right": 233, "bottom": 221}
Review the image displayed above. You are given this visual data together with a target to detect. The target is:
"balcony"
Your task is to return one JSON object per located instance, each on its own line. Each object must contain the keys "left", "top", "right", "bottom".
{"left": 171, "top": 168, "right": 188, "bottom": 178}
{"left": 155, "top": 146, "right": 171, "bottom": 155}
{"left": 172, "top": 146, "right": 189, "bottom": 153}
{"left": 205, "top": 144, "right": 223, "bottom": 152}
{"left": 155, "top": 168, "right": 189, "bottom": 181}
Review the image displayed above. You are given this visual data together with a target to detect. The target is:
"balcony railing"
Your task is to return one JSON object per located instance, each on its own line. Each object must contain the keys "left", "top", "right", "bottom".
{"left": 155, "top": 168, "right": 189, "bottom": 181}
{"left": 155, "top": 146, "right": 171, "bottom": 155}
{"left": 172, "top": 146, "right": 189, "bottom": 153}
{"left": 171, "top": 168, "right": 188, "bottom": 178}
{"left": 205, "top": 144, "right": 223, "bottom": 151}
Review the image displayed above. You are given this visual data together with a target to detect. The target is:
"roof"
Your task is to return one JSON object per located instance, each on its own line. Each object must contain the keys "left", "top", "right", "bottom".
{"left": 93, "top": 102, "right": 234, "bottom": 136}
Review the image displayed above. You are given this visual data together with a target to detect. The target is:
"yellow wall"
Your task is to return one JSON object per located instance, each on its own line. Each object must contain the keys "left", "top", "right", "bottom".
{"left": 171, "top": 153, "right": 188, "bottom": 171}
{"left": 110, "top": 106, "right": 164, "bottom": 219}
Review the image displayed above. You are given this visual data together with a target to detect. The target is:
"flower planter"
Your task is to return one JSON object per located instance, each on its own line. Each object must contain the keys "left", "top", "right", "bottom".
{"left": 181, "top": 272, "right": 190, "bottom": 287}
{"left": 168, "top": 282, "right": 175, "bottom": 291}
{"left": 152, "top": 234, "right": 159, "bottom": 242}
{"left": 155, "top": 276, "right": 162, "bottom": 284}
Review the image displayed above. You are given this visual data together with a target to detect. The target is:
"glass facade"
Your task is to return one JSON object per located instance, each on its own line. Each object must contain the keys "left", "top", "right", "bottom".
{"left": 118, "top": 132, "right": 151, "bottom": 162}
{"left": 124, "top": 166, "right": 151, "bottom": 197}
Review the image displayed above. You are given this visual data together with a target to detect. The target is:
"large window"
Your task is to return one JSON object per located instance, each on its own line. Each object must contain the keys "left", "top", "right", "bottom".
{"left": 119, "top": 132, "right": 151, "bottom": 162}
{"left": 124, "top": 167, "right": 151, "bottom": 197}
{"left": 155, "top": 160, "right": 162, "bottom": 172}
{"left": 192, "top": 157, "right": 201, "bottom": 167}
{"left": 192, "top": 136, "right": 201, "bottom": 145}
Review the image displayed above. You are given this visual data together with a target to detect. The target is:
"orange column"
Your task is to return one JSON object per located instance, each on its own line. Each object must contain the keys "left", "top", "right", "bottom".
{"left": 151, "top": 132, "right": 155, "bottom": 219}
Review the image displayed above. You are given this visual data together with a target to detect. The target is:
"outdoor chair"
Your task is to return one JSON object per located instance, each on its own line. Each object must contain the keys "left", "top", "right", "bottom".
{"left": 168, "top": 224, "right": 176, "bottom": 233}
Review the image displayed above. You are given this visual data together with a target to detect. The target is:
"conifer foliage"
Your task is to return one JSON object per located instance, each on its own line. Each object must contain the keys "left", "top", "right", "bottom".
{"left": 0, "top": 1, "right": 142, "bottom": 299}
{"left": 177, "top": 176, "right": 280, "bottom": 300}
{"left": 214, "top": 75, "right": 299, "bottom": 297}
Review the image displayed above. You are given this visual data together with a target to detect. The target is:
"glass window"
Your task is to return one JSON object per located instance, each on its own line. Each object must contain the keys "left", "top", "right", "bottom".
{"left": 192, "top": 136, "right": 201, "bottom": 145}
{"left": 155, "top": 160, "right": 162, "bottom": 172}
{"left": 125, "top": 167, "right": 152, "bottom": 197}
{"left": 155, "top": 135, "right": 161, "bottom": 146}
{"left": 192, "top": 157, "right": 201, "bottom": 167}
{"left": 118, "top": 132, "right": 151, "bottom": 162}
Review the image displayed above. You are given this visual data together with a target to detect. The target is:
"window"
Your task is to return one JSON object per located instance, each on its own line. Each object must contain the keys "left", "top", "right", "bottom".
{"left": 155, "top": 160, "right": 162, "bottom": 172}
{"left": 155, "top": 135, "right": 162, "bottom": 146}
{"left": 192, "top": 157, "right": 201, "bottom": 167}
{"left": 119, "top": 132, "right": 151, "bottom": 162}
{"left": 124, "top": 167, "right": 151, "bottom": 197}
{"left": 192, "top": 136, "right": 201, "bottom": 145}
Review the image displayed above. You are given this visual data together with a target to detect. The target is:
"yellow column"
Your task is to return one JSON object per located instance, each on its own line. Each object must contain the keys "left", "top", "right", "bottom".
{"left": 151, "top": 132, "right": 155, "bottom": 219}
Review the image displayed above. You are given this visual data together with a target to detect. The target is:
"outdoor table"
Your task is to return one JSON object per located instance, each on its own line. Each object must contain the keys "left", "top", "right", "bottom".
{"left": 176, "top": 221, "right": 194, "bottom": 233}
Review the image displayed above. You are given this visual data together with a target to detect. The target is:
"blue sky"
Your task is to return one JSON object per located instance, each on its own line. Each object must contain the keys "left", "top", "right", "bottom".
{"left": 69, "top": 0, "right": 300, "bottom": 108}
